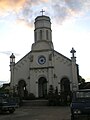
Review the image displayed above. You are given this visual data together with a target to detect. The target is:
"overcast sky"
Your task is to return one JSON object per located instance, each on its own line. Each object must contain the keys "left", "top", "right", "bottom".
{"left": 0, "top": 0, "right": 90, "bottom": 85}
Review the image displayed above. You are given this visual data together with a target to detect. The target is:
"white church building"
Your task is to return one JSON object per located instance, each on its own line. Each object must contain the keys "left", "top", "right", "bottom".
{"left": 10, "top": 13, "right": 79, "bottom": 99}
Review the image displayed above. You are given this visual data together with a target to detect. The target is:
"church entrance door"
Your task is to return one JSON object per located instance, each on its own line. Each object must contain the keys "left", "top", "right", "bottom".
{"left": 38, "top": 77, "right": 47, "bottom": 98}
{"left": 60, "top": 78, "right": 71, "bottom": 104}
{"left": 18, "top": 80, "right": 27, "bottom": 99}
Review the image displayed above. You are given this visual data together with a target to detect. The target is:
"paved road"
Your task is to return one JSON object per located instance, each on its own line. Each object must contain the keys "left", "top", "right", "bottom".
{"left": 0, "top": 106, "right": 71, "bottom": 120}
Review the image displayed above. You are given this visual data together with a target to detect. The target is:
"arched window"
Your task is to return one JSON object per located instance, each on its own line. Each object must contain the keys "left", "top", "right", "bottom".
{"left": 46, "top": 30, "right": 48, "bottom": 40}
{"left": 40, "top": 30, "right": 42, "bottom": 40}
{"left": 35, "top": 31, "right": 37, "bottom": 42}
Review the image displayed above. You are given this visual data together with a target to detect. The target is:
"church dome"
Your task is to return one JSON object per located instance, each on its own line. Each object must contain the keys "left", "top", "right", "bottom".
{"left": 10, "top": 53, "right": 15, "bottom": 58}
{"left": 35, "top": 15, "right": 50, "bottom": 21}
{"left": 34, "top": 15, "right": 51, "bottom": 30}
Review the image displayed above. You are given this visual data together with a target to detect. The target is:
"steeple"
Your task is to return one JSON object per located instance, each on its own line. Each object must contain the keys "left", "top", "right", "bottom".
{"left": 34, "top": 11, "right": 52, "bottom": 43}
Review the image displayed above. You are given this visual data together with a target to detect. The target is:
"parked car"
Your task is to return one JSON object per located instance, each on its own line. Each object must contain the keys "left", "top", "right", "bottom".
{"left": 71, "top": 89, "right": 90, "bottom": 120}
{"left": 0, "top": 93, "right": 17, "bottom": 113}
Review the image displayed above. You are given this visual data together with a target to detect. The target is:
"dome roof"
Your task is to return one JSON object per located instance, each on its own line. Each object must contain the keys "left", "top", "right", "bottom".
{"left": 10, "top": 53, "right": 15, "bottom": 58}
{"left": 35, "top": 15, "right": 50, "bottom": 22}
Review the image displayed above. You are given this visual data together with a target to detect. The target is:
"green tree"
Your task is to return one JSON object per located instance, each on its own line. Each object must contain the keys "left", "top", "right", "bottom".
{"left": 54, "top": 87, "right": 60, "bottom": 105}
{"left": 79, "top": 75, "right": 85, "bottom": 84}
{"left": 79, "top": 75, "right": 86, "bottom": 89}
{"left": 48, "top": 85, "right": 55, "bottom": 105}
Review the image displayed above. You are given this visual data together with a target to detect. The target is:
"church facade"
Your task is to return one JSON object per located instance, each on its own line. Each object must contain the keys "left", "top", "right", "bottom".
{"left": 10, "top": 14, "right": 79, "bottom": 98}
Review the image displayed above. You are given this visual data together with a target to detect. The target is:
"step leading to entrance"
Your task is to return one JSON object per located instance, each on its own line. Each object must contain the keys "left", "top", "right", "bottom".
{"left": 22, "top": 100, "right": 48, "bottom": 106}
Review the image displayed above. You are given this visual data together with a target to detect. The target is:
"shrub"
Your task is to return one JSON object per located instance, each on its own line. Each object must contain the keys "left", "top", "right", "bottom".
{"left": 26, "top": 93, "right": 36, "bottom": 100}
{"left": 47, "top": 85, "right": 61, "bottom": 106}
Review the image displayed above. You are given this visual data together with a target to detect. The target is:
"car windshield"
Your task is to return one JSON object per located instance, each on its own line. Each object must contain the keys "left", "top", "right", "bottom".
{"left": 76, "top": 91, "right": 90, "bottom": 99}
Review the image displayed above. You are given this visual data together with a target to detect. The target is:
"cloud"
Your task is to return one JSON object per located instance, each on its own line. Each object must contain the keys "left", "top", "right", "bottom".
{"left": 0, "top": 0, "right": 48, "bottom": 14}
{"left": 0, "top": 51, "right": 20, "bottom": 56}
{"left": 20, "top": 0, "right": 49, "bottom": 24}
{"left": 65, "top": 0, "right": 83, "bottom": 12}
{"left": 0, "top": 0, "right": 49, "bottom": 26}
{"left": 50, "top": 0, "right": 90, "bottom": 23}
{"left": 0, "top": 0, "right": 90, "bottom": 25}
{"left": 20, "top": 0, "right": 90, "bottom": 24}
{"left": 0, "top": 0, "right": 26, "bottom": 12}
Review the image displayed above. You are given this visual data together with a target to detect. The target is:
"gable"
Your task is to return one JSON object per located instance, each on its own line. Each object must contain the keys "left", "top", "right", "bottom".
{"left": 54, "top": 50, "right": 71, "bottom": 63}
{"left": 14, "top": 52, "right": 31, "bottom": 69}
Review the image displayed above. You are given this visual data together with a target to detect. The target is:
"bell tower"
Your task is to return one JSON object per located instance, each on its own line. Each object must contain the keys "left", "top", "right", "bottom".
{"left": 32, "top": 10, "right": 54, "bottom": 50}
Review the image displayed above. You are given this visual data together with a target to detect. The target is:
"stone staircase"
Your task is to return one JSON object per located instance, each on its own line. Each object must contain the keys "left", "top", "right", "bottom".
{"left": 22, "top": 99, "right": 48, "bottom": 106}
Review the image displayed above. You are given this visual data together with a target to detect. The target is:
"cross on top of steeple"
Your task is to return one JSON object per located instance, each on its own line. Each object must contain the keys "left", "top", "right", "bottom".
{"left": 70, "top": 47, "right": 76, "bottom": 58}
{"left": 40, "top": 9, "right": 45, "bottom": 16}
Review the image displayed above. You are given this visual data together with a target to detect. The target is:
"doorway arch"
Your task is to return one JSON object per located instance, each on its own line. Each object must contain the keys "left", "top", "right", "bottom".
{"left": 60, "top": 77, "right": 71, "bottom": 103}
{"left": 61, "top": 77, "right": 70, "bottom": 92}
{"left": 38, "top": 77, "right": 47, "bottom": 98}
{"left": 18, "top": 80, "right": 27, "bottom": 99}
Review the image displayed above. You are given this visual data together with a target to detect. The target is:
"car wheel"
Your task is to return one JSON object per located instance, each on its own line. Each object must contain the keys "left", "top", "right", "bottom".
{"left": 9, "top": 108, "right": 15, "bottom": 113}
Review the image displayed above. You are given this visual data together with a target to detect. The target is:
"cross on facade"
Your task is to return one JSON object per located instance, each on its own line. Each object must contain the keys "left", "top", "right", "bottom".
{"left": 40, "top": 9, "right": 45, "bottom": 16}
{"left": 70, "top": 47, "right": 76, "bottom": 58}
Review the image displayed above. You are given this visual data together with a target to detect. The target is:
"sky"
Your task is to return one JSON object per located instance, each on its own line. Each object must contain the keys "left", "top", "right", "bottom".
{"left": 0, "top": 0, "right": 90, "bottom": 85}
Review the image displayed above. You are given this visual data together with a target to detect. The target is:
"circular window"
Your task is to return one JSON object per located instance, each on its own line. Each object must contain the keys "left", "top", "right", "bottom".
{"left": 38, "top": 56, "right": 46, "bottom": 65}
